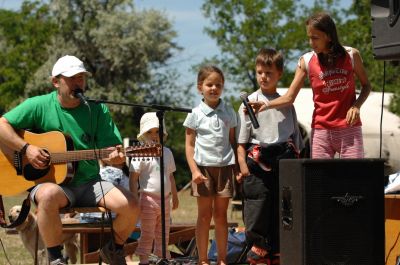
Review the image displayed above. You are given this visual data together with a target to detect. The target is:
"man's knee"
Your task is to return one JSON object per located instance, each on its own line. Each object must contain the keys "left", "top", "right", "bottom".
{"left": 114, "top": 194, "right": 140, "bottom": 218}
{"left": 35, "top": 184, "right": 67, "bottom": 208}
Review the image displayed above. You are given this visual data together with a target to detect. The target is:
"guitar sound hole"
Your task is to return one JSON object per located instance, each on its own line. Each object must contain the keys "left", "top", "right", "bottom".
{"left": 23, "top": 165, "right": 50, "bottom": 181}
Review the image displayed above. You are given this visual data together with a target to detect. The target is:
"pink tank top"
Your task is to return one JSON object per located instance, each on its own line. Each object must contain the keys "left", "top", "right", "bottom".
{"left": 304, "top": 47, "right": 361, "bottom": 129}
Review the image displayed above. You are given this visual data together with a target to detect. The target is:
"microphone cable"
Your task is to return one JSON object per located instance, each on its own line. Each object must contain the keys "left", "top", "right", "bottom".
{"left": 379, "top": 61, "right": 385, "bottom": 159}
{"left": 78, "top": 87, "right": 118, "bottom": 262}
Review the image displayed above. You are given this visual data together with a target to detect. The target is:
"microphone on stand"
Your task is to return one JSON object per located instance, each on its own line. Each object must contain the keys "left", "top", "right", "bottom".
{"left": 73, "top": 88, "right": 89, "bottom": 106}
{"left": 240, "top": 91, "right": 260, "bottom": 129}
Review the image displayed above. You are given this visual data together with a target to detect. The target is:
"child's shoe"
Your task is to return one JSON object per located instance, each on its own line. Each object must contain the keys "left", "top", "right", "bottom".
{"left": 246, "top": 246, "right": 270, "bottom": 265}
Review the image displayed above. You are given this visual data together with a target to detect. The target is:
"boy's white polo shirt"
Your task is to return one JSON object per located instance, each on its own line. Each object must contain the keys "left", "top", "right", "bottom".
{"left": 183, "top": 99, "right": 237, "bottom": 167}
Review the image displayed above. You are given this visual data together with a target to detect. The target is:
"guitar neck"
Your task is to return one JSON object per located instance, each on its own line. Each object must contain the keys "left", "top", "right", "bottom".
{"left": 50, "top": 149, "right": 116, "bottom": 164}
{"left": 48, "top": 144, "right": 160, "bottom": 164}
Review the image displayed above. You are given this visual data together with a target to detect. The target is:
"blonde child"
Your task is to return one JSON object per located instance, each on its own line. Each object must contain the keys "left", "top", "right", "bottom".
{"left": 129, "top": 112, "right": 179, "bottom": 264}
{"left": 183, "top": 65, "right": 238, "bottom": 265}
{"left": 237, "top": 48, "right": 304, "bottom": 265}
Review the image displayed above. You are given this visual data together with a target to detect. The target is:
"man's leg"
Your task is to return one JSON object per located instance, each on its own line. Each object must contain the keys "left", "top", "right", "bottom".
{"left": 98, "top": 186, "right": 139, "bottom": 264}
{"left": 33, "top": 183, "right": 69, "bottom": 262}
{"left": 98, "top": 186, "right": 139, "bottom": 244}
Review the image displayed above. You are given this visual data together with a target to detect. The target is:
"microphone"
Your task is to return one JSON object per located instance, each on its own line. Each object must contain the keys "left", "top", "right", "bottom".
{"left": 240, "top": 91, "right": 260, "bottom": 129}
{"left": 73, "top": 88, "right": 89, "bottom": 106}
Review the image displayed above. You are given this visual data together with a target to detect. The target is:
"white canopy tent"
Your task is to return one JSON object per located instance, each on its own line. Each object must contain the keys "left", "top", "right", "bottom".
{"left": 278, "top": 88, "right": 400, "bottom": 175}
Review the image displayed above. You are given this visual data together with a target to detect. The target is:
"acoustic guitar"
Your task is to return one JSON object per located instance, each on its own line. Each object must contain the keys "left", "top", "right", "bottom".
{"left": 0, "top": 130, "right": 161, "bottom": 196}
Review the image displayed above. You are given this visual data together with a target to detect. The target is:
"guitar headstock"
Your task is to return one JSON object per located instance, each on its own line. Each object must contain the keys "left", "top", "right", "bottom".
{"left": 125, "top": 143, "right": 161, "bottom": 157}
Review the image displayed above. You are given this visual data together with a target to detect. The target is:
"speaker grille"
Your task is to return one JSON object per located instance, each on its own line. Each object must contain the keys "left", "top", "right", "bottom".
{"left": 280, "top": 159, "right": 384, "bottom": 265}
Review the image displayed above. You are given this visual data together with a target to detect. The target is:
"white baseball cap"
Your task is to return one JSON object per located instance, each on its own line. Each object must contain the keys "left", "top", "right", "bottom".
{"left": 51, "top": 55, "right": 91, "bottom": 77}
{"left": 137, "top": 112, "right": 168, "bottom": 141}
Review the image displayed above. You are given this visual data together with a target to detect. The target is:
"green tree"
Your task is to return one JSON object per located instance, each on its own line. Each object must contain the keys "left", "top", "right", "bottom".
{"left": 0, "top": 1, "right": 57, "bottom": 113}
{"left": 25, "top": 0, "right": 180, "bottom": 108}
{"left": 201, "top": 0, "right": 344, "bottom": 91}
{"left": 0, "top": 0, "right": 192, "bottom": 186}
{"left": 202, "top": 0, "right": 400, "bottom": 115}
{"left": 338, "top": 0, "right": 400, "bottom": 114}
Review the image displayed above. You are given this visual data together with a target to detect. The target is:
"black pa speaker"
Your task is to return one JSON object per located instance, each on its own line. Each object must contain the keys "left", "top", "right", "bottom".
{"left": 372, "top": 0, "right": 400, "bottom": 60}
{"left": 279, "top": 159, "right": 385, "bottom": 265}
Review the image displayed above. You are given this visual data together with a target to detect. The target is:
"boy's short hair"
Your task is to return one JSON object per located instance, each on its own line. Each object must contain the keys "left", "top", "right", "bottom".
{"left": 255, "top": 48, "right": 284, "bottom": 72}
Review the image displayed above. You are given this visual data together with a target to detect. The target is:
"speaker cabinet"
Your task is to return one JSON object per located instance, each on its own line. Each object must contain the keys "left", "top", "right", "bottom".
{"left": 372, "top": 0, "right": 400, "bottom": 60}
{"left": 279, "top": 159, "right": 385, "bottom": 265}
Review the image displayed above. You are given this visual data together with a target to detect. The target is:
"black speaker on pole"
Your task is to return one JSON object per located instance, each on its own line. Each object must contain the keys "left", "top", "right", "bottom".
{"left": 372, "top": 0, "right": 400, "bottom": 60}
{"left": 279, "top": 159, "right": 385, "bottom": 265}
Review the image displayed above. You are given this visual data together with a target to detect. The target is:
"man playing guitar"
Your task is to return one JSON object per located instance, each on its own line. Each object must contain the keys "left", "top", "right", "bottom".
{"left": 0, "top": 55, "right": 138, "bottom": 265}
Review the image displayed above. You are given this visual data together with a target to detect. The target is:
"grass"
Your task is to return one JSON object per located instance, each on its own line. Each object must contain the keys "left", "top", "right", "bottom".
{"left": 0, "top": 189, "right": 243, "bottom": 264}
{"left": 0, "top": 193, "right": 33, "bottom": 265}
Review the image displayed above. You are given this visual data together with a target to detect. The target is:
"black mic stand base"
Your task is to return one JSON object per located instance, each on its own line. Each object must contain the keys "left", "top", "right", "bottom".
{"left": 156, "top": 257, "right": 170, "bottom": 265}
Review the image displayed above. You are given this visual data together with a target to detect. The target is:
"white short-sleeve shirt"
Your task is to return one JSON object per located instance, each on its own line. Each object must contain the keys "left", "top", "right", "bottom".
{"left": 183, "top": 99, "right": 237, "bottom": 166}
{"left": 129, "top": 147, "right": 176, "bottom": 196}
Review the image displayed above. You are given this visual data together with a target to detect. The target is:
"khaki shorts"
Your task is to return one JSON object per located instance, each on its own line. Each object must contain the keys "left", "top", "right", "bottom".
{"left": 191, "top": 165, "right": 234, "bottom": 198}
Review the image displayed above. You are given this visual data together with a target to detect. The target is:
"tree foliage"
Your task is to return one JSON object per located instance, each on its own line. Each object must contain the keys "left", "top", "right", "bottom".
{"left": 0, "top": 0, "right": 193, "bottom": 187}
{"left": 201, "top": 0, "right": 400, "bottom": 116}
{"left": 0, "top": 1, "right": 57, "bottom": 112}
{"left": 202, "top": 0, "right": 344, "bottom": 91}
{"left": 25, "top": 0, "right": 180, "bottom": 109}
{"left": 340, "top": 0, "right": 400, "bottom": 96}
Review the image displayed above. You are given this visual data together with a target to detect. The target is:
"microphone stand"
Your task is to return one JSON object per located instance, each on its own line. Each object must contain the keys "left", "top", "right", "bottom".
{"left": 87, "top": 98, "right": 191, "bottom": 264}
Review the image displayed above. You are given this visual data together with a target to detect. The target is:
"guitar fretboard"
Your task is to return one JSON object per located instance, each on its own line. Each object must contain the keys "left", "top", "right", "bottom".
{"left": 50, "top": 149, "right": 112, "bottom": 163}
{"left": 49, "top": 145, "right": 160, "bottom": 164}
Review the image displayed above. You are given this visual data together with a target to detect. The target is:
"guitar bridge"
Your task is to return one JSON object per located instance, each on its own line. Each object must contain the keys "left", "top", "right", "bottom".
{"left": 13, "top": 151, "right": 23, "bottom": 175}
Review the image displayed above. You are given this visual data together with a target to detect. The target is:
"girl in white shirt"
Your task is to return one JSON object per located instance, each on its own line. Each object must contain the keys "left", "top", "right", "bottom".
{"left": 130, "top": 112, "right": 179, "bottom": 265}
{"left": 183, "top": 65, "right": 239, "bottom": 265}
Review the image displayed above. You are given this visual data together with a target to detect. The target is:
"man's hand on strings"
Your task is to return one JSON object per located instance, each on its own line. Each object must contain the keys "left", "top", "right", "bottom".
{"left": 106, "top": 145, "right": 126, "bottom": 165}
{"left": 26, "top": 145, "right": 50, "bottom": 169}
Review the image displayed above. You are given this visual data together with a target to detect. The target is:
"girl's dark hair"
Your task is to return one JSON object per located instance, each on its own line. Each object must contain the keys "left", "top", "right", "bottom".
{"left": 306, "top": 12, "right": 346, "bottom": 67}
{"left": 255, "top": 47, "right": 284, "bottom": 71}
{"left": 197, "top": 65, "right": 225, "bottom": 86}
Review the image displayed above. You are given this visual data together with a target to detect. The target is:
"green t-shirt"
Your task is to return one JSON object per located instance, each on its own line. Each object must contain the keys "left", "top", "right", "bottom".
{"left": 4, "top": 91, "right": 122, "bottom": 186}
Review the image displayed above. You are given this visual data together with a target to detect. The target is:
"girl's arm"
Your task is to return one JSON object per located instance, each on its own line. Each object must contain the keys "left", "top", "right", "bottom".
{"left": 129, "top": 171, "right": 140, "bottom": 201}
{"left": 185, "top": 128, "right": 206, "bottom": 184}
{"left": 346, "top": 48, "right": 372, "bottom": 125}
{"left": 249, "top": 57, "right": 307, "bottom": 112}
{"left": 169, "top": 173, "right": 179, "bottom": 210}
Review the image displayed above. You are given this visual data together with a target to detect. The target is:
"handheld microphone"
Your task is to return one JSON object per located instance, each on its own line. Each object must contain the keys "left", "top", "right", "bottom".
{"left": 240, "top": 91, "right": 260, "bottom": 129}
{"left": 73, "top": 88, "right": 89, "bottom": 106}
